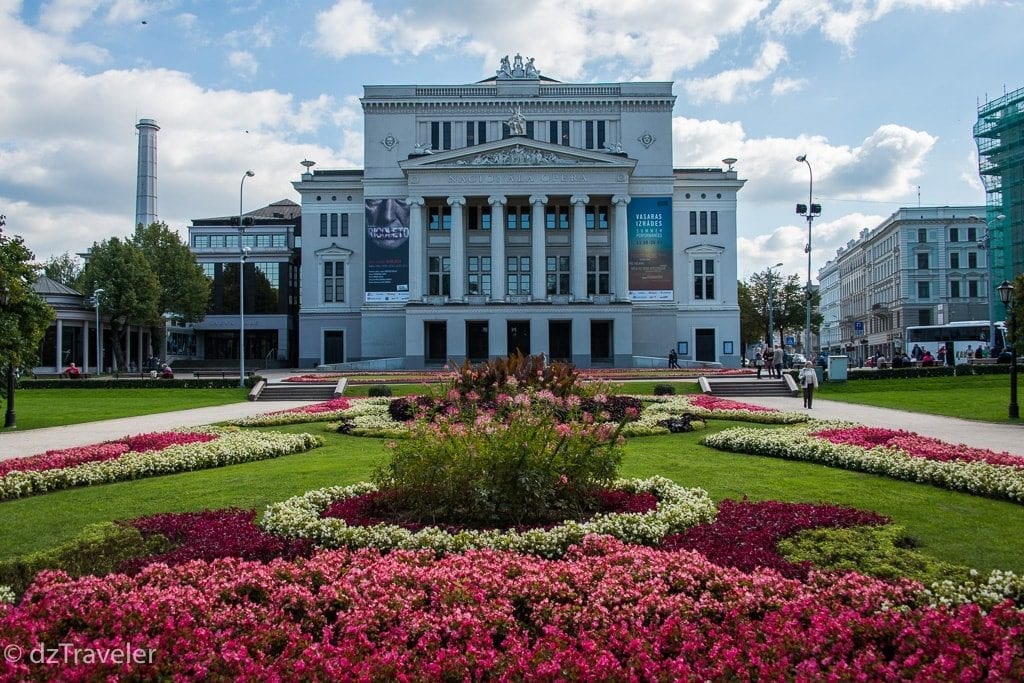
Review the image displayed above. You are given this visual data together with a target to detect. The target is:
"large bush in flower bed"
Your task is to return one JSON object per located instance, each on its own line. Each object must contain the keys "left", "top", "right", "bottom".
{"left": 2, "top": 537, "right": 1022, "bottom": 680}
{"left": 703, "top": 421, "right": 1024, "bottom": 503}
{"left": 0, "top": 429, "right": 322, "bottom": 501}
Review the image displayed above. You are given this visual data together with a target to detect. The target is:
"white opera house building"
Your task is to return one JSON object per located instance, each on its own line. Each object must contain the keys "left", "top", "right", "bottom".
{"left": 293, "top": 55, "right": 745, "bottom": 369}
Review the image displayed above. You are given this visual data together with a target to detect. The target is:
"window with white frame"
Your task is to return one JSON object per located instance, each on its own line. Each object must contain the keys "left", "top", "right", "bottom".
{"left": 694, "top": 259, "right": 715, "bottom": 300}
{"left": 506, "top": 255, "right": 531, "bottom": 295}
{"left": 587, "top": 255, "right": 610, "bottom": 295}
{"left": 546, "top": 255, "right": 570, "bottom": 295}
{"left": 428, "top": 256, "right": 450, "bottom": 296}
{"left": 323, "top": 261, "right": 345, "bottom": 303}
{"left": 467, "top": 256, "right": 492, "bottom": 296}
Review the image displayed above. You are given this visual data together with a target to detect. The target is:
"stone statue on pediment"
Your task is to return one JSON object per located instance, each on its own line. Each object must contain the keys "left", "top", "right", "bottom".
{"left": 506, "top": 105, "right": 527, "bottom": 137}
{"left": 496, "top": 53, "right": 540, "bottom": 80}
{"left": 512, "top": 53, "right": 525, "bottom": 77}
{"left": 498, "top": 55, "right": 512, "bottom": 78}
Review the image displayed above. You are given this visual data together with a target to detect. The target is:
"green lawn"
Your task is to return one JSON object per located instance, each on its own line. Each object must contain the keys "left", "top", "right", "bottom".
{"left": 3, "top": 420, "right": 1023, "bottom": 574}
{"left": 2, "top": 388, "right": 250, "bottom": 430}
{"left": 816, "top": 374, "right": 1021, "bottom": 422}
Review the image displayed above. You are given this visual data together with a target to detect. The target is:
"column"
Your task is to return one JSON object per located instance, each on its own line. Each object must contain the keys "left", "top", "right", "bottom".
{"left": 406, "top": 196, "right": 425, "bottom": 300}
{"left": 571, "top": 195, "right": 590, "bottom": 300}
{"left": 55, "top": 319, "right": 63, "bottom": 371}
{"left": 612, "top": 194, "right": 631, "bottom": 301}
{"left": 447, "top": 196, "right": 466, "bottom": 301}
{"left": 488, "top": 195, "right": 507, "bottom": 301}
{"left": 83, "top": 321, "right": 90, "bottom": 374}
{"left": 138, "top": 327, "right": 144, "bottom": 369}
{"left": 530, "top": 194, "right": 547, "bottom": 300}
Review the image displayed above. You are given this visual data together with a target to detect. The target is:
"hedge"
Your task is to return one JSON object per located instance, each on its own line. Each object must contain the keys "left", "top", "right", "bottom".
{"left": 17, "top": 377, "right": 260, "bottom": 390}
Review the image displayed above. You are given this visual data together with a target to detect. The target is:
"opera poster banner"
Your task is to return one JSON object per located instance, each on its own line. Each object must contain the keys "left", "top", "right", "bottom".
{"left": 365, "top": 198, "right": 410, "bottom": 302}
{"left": 627, "top": 197, "right": 673, "bottom": 301}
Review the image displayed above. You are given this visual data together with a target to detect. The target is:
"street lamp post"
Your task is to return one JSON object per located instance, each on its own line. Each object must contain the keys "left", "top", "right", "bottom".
{"left": 239, "top": 170, "right": 254, "bottom": 388}
{"left": 973, "top": 214, "right": 1007, "bottom": 352}
{"left": 766, "top": 262, "right": 783, "bottom": 347}
{"left": 1, "top": 284, "right": 14, "bottom": 429}
{"left": 795, "top": 155, "right": 821, "bottom": 356}
{"left": 997, "top": 280, "right": 1019, "bottom": 419}
{"left": 92, "top": 288, "right": 104, "bottom": 375}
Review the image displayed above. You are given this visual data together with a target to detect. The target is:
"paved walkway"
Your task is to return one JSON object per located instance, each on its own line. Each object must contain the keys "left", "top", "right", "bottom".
{"left": 1, "top": 375, "right": 1022, "bottom": 459}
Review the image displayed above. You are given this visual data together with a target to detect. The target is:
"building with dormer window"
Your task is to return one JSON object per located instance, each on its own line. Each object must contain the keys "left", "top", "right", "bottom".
{"left": 292, "top": 56, "right": 745, "bottom": 369}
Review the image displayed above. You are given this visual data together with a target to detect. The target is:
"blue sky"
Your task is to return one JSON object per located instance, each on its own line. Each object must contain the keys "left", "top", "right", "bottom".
{"left": 2, "top": 0, "right": 1022, "bottom": 285}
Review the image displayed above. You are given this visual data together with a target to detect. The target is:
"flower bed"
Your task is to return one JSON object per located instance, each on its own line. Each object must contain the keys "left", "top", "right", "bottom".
{"left": 621, "top": 395, "right": 807, "bottom": 436}
{"left": 261, "top": 476, "right": 716, "bottom": 558}
{"left": 662, "top": 499, "right": 888, "bottom": 578}
{"left": 229, "top": 397, "right": 353, "bottom": 427}
{"left": 0, "top": 430, "right": 322, "bottom": 501}
{"left": 703, "top": 422, "right": 1024, "bottom": 504}
{"left": 0, "top": 432, "right": 218, "bottom": 478}
{"left": 814, "top": 426, "right": 1024, "bottom": 468}
{"left": 2, "top": 537, "right": 1021, "bottom": 680}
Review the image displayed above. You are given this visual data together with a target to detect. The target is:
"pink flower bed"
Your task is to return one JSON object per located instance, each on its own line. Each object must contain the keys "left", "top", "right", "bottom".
{"left": 118, "top": 509, "right": 312, "bottom": 575}
{"left": 662, "top": 499, "right": 888, "bottom": 579}
{"left": 812, "top": 426, "right": 1024, "bottom": 468}
{"left": 0, "top": 432, "right": 218, "bottom": 477}
{"left": 282, "top": 374, "right": 342, "bottom": 383}
{"left": 2, "top": 537, "right": 1021, "bottom": 680}
{"left": 689, "top": 394, "right": 779, "bottom": 413}
{"left": 270, "top": 397, "right": 352, "bottom": 415}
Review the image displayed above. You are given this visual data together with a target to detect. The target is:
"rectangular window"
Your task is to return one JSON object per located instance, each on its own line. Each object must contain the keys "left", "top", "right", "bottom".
{"left": 689, "top": 211, "right": 697, "bottom": 235}
{"left": 430, "top": 122, "right": 452, "bottom": 151}
{"left": 968, "top": 280, "right": 979, "bottom": 298}
{"left": 428, "top": 256, "right": 450, "bottom": 296}
{"left": 341, "top": 214, "right": 349, "bottom": 237}
{"left": 585, "top": 121, "right": 594, "bottom": 150}
{"left": 710, "top": 211, "right": 718, "bottom": 235}
{"left": 918, "top": 228, "right": 927, "bottom": 243}
{"left": 505, "top": 206, "right": 530, "bottom": 231}
{"left": 545, "top": 205, "right": 569, "bottom": 230}
{"left": 466, "top": 121, "right": 486, "bottom": 146}
{"left": 968, "top": 227, "right": 977, "bottom": 242}
{"left": 428, "top": 206, "right": 452, "bottom": 231}
{"left": 694, "top": 259, "right": 715, "bottom": 300}
{"left": 323, "top": 261, "right": 344, "bottom": 303}
{"left": 431, "top": 122, "right": 439, "bottom": 151}
{"left": 330, "top": 213, "right": 339, "bottom": 237}
{"left": 506, "top": 256, "right": 531, "bottom": 295}
{"left": 917, "top": 281, "right": 930, "bottom": 299}
{"left": 549, "top": 120, "right": 569, "bottom": 145}
{"left": 950, "top": 280, "right": 961, "bottom": 298}
{"left": 699, "top": 211, "right": 708, "bottom": 235}
{"left": 917, "top": 253, "right": 928, "bottom": 269}
{"left": 193, "top": 235, "right": 210, "bottom": 248}
{"left": 949, "top": 227, "right": 959, "bottom": 242}
{"left": 584, "top": 121, "right": 605, "bottom": 150}
{"left": 467, "top": 256, "right": 492, "bottom": 296}
{"left": 950, "top": 252, "right": 960, "bottom": 269}
{"left": 918, "top": 309, "right": 932, "bottom": 326}
{"left": 546, "top": 255, "right": 571, "bottom": 295}
{"left": 202, "top": 263, "right": 215, "bottom": 278}
{"left": 320, "top": 214, "right": 328, "bottom": 237}
{"left": 587, "top": 255, "right": 610, "bottom": 295}
{"left": 597, "top": 120, "right": 605, "bottom": 149}
{"left": 585, "top": 206, "right": 609, "bottom": 230}
{"left": 968, "top": 252, "right": 978, "bottom": 269}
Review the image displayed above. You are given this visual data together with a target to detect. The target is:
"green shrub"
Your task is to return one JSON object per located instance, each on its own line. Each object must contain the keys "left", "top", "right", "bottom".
{"left": 21, "top": 378, "right": 247, "bottom": 390}
{"left": 375, "top": 394, "right": 626, "bottom": 527}
{"left": 367, "top": 384, "right": 393, "bottom": 397}
{"left": 0, "top": 522, "right": 170, "bottom": 596}
{"left": 777, "top": 524, "right": 972, "bottom": 585}
{"left": 653, "top": 384, "right": 676, "bottom": 396}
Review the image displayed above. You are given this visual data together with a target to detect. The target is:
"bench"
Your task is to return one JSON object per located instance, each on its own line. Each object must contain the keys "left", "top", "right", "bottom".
{"left": 33, "top": 373, "right": 90, "bottom": 380}
{"left": 192, "top": 371, "right": 253, "bottom": 379}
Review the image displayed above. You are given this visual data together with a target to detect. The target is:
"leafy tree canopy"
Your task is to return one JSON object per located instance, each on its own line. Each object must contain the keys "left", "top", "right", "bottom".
{"left": 132, "top": 222, "right": 209, "bottom": 323}
{"left": 41, "top": 252, "right": 83, "bottom": 288}
{"left": 0, "top": 227, "right": 55, "bottom": 378}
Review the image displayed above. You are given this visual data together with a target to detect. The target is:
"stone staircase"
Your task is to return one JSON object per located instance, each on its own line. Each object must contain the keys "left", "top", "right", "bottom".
{"left": 708, "top": 377, "right": 797, "bottom": 398}
{"left": 255, "top": 382, "right": 337, "bottom": 402}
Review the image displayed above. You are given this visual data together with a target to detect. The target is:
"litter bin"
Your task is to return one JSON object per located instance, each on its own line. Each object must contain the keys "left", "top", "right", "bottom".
{"left": 827, "top": 355, "right": 848, "bottom": 382}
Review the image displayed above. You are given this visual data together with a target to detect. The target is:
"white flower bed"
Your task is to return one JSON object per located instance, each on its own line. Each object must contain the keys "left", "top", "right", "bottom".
{"left": 703, "top": 421, "right": 1024, "bottom": 504}
{"left": 925, "top": 569, "right": 1024, "bottom": 611}
{"left": 0, "top": 429, "right": 322, "bottom": 501}
{"left": 261, "top": 476, "right": 716, "bottom": 559}
{"left": 0, "top": 585, "right": 14, "bottom": 605}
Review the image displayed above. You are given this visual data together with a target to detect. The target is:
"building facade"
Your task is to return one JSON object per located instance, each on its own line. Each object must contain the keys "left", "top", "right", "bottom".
{"left": 187, "top": 199, "right": 302, "bottom": 367}
{"left": 292, "top": 57, "right": 745, "bottom": 369}
{"left": 822, "top": 207, "right": 988, "bottom": 363}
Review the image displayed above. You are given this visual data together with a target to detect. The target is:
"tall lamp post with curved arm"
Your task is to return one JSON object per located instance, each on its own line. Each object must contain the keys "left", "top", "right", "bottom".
{"left": 795, "top": 155, "right": 821, "bottom": 357}
{"left": 92, "top": 288, "right": 104, "bottom": 376}
{"left": 997, "top": 279, "right": 1019, "bottom": 419}
{"left": 239, "top": 170, "right": 254, "bottom": 388}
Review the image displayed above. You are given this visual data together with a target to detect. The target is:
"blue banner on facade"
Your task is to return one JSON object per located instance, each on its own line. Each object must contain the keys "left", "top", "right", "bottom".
{"left": 627, "top": 197, "right": 673, "bottom": 301}
{"left": 365, "top": 198, "right": 410, "bottom": 302}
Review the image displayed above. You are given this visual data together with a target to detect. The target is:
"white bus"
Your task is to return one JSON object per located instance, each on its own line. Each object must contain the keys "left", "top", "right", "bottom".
{"left": 905, "top": 320, "right": 1006, "bottom": 364}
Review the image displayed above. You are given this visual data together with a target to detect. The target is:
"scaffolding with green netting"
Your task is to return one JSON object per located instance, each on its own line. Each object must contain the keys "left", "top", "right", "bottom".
{"left": 975, "top": 86, "right": 1024, "bottom": 292}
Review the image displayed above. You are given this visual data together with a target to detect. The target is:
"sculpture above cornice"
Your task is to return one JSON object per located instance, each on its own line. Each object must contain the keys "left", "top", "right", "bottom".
{"left": 496, "top": 53, "right": 539, "bottom": 80}
{"left": 455, "top": 145, "right": 579, "bottom": 167}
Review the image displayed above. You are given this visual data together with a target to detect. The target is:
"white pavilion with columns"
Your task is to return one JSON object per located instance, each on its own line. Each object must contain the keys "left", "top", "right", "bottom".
{"left": 293, "top": 56, "right": 744, "bottom": 369}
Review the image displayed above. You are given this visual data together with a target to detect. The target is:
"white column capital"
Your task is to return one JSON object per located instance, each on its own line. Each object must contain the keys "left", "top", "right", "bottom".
{"left": 570, "top": 195, "right": 590, "bottom": 206}
{"left": 488, "top": 195, "right": 507, "bottom": 207}
{"left": 612, "top": 194, "right": 631, "bottom": 206}
{"left": 447, "top": 196, "right": 466, "bottom": 207}
{"left": 406, "top": 196, "right": 425, "bottom": 207}
{"left": 529, "top": 194, "right": 548, "bottom": 206}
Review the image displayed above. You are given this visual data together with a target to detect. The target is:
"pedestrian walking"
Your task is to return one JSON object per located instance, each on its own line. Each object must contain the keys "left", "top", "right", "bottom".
{"left": 798, "top": 361, "right": 819, "bottom": 408}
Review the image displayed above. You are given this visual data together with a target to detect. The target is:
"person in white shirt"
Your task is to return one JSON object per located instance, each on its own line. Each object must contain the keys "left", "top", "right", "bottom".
{"left": 798, "top": 361, "right": 819, "bottom": 409}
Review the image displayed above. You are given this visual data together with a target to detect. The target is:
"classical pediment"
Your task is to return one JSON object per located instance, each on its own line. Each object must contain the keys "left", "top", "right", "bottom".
{"left": 684, "top": 244, "right": 725, "bottom": 256}
{"left": 314, "top": 243, "right": 354, "bottom": 258}
{"left": 399, "top": 138, "right": 636, "bottom": 172}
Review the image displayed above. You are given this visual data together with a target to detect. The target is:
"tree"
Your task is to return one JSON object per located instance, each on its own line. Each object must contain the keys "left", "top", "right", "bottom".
{"left": 78, "top": 237, "right": 161, "bottom": 371}
{"left": 132, "top": 222, "right": 210, "bottom": 355}
{"left": 743, "top": 271, "right": 823, "bottom": 352}
{"left": 737, "top": 280, "right": 761, "bottom": 352}
{"left": 41, "top": 252, "right": 83, "bottom": 288}
{"left": 0, "top": 225, "right": 55, "bottom": 405}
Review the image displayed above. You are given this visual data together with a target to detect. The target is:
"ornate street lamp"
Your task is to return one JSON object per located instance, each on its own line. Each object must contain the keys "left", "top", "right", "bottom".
{"left": 795, "top": 155, "right": 821, "bottom": 356}
{"left": 997, "top": 279, "right": 1018, "bottom": 419}
{"left": 239, "top": 170, "right": 254, "bottom": 388}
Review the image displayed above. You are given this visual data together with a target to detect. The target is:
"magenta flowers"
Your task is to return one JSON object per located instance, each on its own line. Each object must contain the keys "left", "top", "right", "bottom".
{"left": 813, "top": 426, "right": 1024, "bottom": 468}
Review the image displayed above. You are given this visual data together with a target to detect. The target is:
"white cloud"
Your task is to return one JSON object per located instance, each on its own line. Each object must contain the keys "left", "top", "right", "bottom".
{"left": 38, "top": 0, "right": 101, "bottom": 34}
{"left": 771, "top": 76, "right": 807, "bottom": 96}
{"left": 225, "top": 16, "right": 274, "bottom": 50}
{"left": 684, "top": 41, "right": 788, "bottom": 104}
{"left": 228, "top": 50, "right": 258, "bottom": 77}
